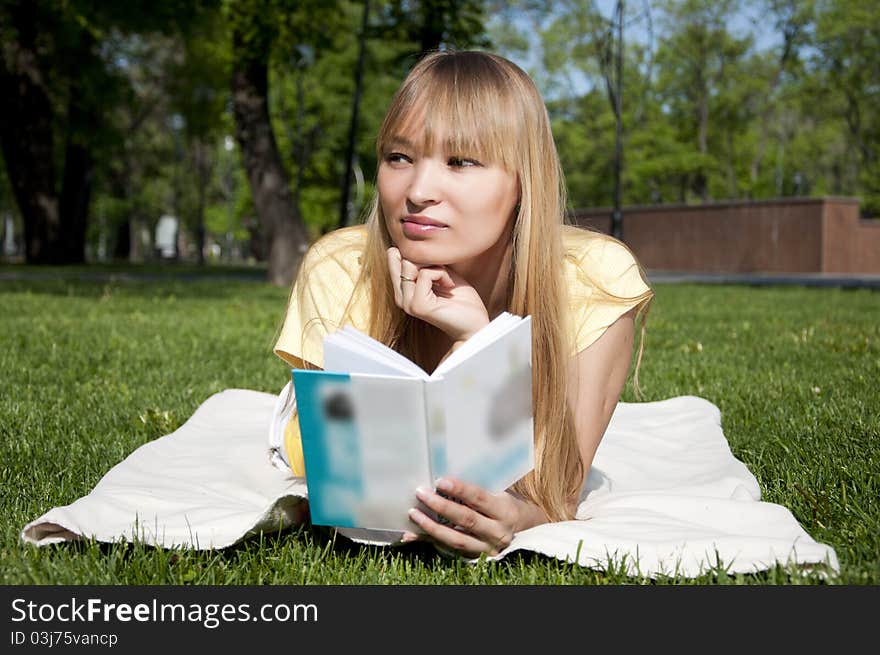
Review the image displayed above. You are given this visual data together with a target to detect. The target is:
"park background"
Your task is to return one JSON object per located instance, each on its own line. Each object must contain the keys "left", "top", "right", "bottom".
{"left": 1, "top": 1, "right": 877, "bottom": 584}
{"left": 2, "top": 0, "right": 878, "bottom": 284}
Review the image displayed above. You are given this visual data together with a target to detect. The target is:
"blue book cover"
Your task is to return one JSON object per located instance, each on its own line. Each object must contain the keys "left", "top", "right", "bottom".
{"left": 292, "top": 313, "right": 534, "bottom": 532}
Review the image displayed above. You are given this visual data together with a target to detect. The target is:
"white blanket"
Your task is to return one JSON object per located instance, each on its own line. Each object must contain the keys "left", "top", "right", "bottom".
{"left": 21, "top": 390, "right": 838, "bottom": 578}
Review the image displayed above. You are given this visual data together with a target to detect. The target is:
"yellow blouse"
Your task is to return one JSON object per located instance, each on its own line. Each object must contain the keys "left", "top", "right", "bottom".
{"left": 273, "top": 224, "right": 652, "bottom": 473}
{"left": 274, "top": 224, "right": 651, "bottom": 368}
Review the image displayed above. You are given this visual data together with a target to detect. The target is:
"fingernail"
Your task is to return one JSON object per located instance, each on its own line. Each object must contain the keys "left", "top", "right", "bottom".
{"left": 435, "top": 478, "right": 452, "bottom": 491}
{"left": 408, "top": 507, "right": 422, "bottom": 521}
{"left": 401, "top": 531, "right": 417, "bottom": 543}
{"left": 415, "top": 486, "right": 431, "bottom": 499}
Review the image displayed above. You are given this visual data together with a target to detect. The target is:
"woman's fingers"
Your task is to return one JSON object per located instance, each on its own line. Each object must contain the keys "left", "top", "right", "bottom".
{"left": 388, "top": 246, "right": 454, "bottom": 315}
{"left": 398, "top": 258, "right": 420, "bottom": 308}
{"left": 385, "top": 246, "right": 488, "bottom": 342}
{"left": 409, "top": 267, "right": 454, "bottom": 313}
{"left": 386, "top": 247, "right": 404, "bottom": 306}
{"left": 413, "top": 482, "right": 514, "bottom": 555}
{"left": 408, "top": 507, "right": 502, "bottom": 557}
{"left": 399, "top": 257, "right": 420, "bottom": 283}
{"left": 433, "top": 477, "right": 498, "bottom": 517}
{"left": 415, "top": 486, "right": 487, "bottom": 534}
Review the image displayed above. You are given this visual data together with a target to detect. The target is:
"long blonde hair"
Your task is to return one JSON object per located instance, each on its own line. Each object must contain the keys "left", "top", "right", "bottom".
{"left": 296, "top": 51, "right": 652, "bottom": 521}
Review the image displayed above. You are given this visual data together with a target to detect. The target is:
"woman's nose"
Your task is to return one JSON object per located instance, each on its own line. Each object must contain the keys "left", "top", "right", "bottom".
{"left": 406, "top": 159, "right": 442, "bottom": 207}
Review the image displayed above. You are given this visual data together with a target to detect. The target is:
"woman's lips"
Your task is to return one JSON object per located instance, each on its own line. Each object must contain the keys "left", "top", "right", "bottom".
{"left": 401, "top": 215, "right": 448, "bottom": 237}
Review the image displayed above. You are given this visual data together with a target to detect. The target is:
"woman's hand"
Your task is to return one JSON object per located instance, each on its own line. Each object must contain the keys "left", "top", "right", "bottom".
{"left": 387, "top": 247, "right": 489, "bottom": 343}
{"left": 402, "top": 477, "right": 542, "bottom": 558}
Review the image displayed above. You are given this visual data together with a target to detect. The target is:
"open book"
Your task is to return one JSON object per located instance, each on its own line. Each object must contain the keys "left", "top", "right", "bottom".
{"left": 291, "top": 312, "right": 534, "bottom": 532}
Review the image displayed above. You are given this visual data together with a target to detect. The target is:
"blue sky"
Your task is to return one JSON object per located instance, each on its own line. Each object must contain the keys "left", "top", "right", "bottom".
{"left": 488, "top": 1, "right": 783, "bottom": 98}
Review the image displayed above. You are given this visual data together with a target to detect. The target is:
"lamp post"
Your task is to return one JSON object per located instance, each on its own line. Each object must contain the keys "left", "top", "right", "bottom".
{"left": 611, "top": 0, "right": 624, "bottom": 241}
{"left": 167, "top": 112, "right": 185, "bottom": 261}
{"left": 338, "top": 0, "right": 370, "bottom": 229}
{"left": 223, "top": 135, "right": 236, "bottom": 262}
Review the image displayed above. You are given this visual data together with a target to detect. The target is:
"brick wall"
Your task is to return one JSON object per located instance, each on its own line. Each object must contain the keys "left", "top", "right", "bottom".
{"left": 572, "top": 197, "right": 880, "bottom": 274}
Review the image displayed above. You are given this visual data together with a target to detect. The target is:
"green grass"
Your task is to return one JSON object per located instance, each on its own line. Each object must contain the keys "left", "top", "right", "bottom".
{"left": 1, "top": 276, "right": 877, "bottom": 584}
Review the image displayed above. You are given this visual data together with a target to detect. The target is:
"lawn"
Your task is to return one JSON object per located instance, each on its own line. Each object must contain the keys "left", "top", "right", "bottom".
{"left": 1, "top": 272, "right": 877, "bottom": 584}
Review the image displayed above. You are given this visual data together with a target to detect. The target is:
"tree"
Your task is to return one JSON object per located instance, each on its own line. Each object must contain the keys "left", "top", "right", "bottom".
{"left": 168, "top": 8, "right": 232, "bottom": 264}
{"left": 745, "top": 0, "right": 811, "bottom": 195}
{"left": 535, "top": 1, "right": 668, "bottom": 208}
{"left": 388, "top": 0, "right": 490, "bottom": 53}
{"left": 227, "top": 0, "right": 362, "bottom": 285}
{"left": 0, "top": 1, "right": 97, "bottom": 263}
{"left": 338, "top": 0, "right": 372, "bottom": 229}
{"left": 228, "top": 0, "right": 312, "bottom": 285}
{"left": 96, "top": 31, "right": 184, "bottom": 262}
{"left": 811, "top": 0, "right": 880, "bottom": 214}
{"left": 0, "top": 0, "right": 205, "bottom": 264}
{"left": 654, "top": 0, "right": 749, "bottom": 202}
{"left": 254, "top": 0, "right": 493, "bottom": 247}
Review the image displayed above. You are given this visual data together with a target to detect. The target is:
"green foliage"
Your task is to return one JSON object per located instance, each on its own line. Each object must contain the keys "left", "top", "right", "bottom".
{"left": 264, "top": 0, "right": 491, "bottom": 234}
{"left": 489, "top": 0, "right": 879, "bottom": 213}
{"left": 267, "top": 0, "right": 379, "bottom": 234}
{"left": 91, "top": 33, "right": 186, "bottom": 253}
{"left": 810, "top": 0, "right": 880, "bottom": 213}
{"left": 6, "top": 0, "right": 880, "bottom": 266}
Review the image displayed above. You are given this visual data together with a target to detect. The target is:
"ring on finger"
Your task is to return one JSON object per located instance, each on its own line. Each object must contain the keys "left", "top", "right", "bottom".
{"left": 400, "top": 275, "right": 416, "bottom": 283}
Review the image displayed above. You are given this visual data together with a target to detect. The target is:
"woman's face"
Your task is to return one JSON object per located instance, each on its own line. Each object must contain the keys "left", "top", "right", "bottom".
{"left": 378, "top": 127, "right": 519, "bottom": 267}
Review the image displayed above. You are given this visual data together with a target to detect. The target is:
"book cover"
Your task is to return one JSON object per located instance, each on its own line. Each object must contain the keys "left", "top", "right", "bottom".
{"left": 292, "top": 313, "right": 534, "bottom": 532}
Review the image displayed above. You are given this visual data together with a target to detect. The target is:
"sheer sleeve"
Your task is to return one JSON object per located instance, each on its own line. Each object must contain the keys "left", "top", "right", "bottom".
{"left": 273, "top": 228, "right": 366, "bottom": 369}
{"left": 565, "top": 233, "right": 652, "bottom": 353}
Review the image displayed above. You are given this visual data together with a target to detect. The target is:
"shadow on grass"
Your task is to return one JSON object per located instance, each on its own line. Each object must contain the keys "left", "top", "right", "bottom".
{"left": 0, "top": 277, "right": 283, "bottom": 301}
{"left": 35, "top": 522, "right": 836, "bottom": 586}
{"left": 0, "top": 261, "right": 268, "bottom": 277}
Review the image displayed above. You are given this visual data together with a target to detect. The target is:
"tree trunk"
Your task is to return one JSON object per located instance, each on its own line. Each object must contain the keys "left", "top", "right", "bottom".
{"left": 113, "top": 220, "right": 131, "bottom": 260}
{"left": 338, "top": 0, "right": 370, "bottom": 229}
{"left": 695, "top": 80, "right": 709, "bottom": 202}
{"left": 750, "top": 23, "right": 798, "bottom": 193}
{"left": 1, "top": 3, "right": 98, "bottom": 264}
{"left": 0, "top": 3, "right": 62, "bottom": 264}
{"left": 231, "top": 27, "right": 308, "bottom": 287}
{"left": 59, "top": 130, "right": 93, "bottom": 264}
{"left": 419, "top": 0, "right": 446, "bottom": 53}
{"left": 193, "top": 139, "right": 212, "bottom": 266}
{"left": 57, "top": 42, "right": 102, "bottom": 265}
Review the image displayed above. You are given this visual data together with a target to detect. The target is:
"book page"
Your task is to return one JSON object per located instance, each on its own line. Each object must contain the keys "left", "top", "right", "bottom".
{"left": 432, "top": 312, "right": 521, "bottom": 377}
{"left": 437, "top": 316, "right": 535, "bottom": 493}
{"left": 424, "top": 378, "right": 447, "bottom": 482}
{"left": 323, "top": 326, "right": 428, "bottom": 379}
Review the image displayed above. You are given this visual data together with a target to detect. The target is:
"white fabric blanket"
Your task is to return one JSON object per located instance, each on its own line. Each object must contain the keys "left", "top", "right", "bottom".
{"left": 21, "top": 389, "right": 838, "bottom": 578}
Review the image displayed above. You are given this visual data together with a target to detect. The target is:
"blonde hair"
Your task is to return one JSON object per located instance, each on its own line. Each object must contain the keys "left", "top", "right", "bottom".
{"left": 291, "top": 50, "right": 652, "bottom": 522}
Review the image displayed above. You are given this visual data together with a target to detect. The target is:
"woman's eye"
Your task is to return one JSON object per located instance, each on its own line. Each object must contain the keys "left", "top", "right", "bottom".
{"left": 448, "top": 156, "right": 481, "bottom": 168}
{"left": 386, "top": 152, "right": 411, "bottom": 165}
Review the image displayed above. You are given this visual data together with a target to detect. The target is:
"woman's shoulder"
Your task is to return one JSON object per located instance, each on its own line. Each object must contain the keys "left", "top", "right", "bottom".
{"left": 561, "top": 226, "right": 652, "bottom": 352}
{"left": 561, "top": 224, "right": 645, "bottom": 290}
{"left": 301, "top": 225, "right": 367, "bottom": 279}
{"left": 310, "top": 224, "right": 368, "bottom": 256}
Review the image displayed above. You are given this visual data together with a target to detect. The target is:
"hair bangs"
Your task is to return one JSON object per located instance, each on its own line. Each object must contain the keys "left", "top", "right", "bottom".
{"left": 377, "top": 54, "right": 523, "bottom": 171}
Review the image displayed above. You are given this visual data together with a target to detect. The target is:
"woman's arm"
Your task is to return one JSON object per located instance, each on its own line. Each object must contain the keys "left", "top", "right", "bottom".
{"left": 389, "top": 243, "right": 640, "bottom": 552}
{"left": 565, "top": 307, "right": 637, "bottom": 512}
{"left": 405, "top": 310, "right": 639, "bottom": 555}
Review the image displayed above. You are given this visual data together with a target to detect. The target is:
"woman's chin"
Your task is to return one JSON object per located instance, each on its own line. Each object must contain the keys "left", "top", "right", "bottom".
{"left": 396, "top": 243, "right": 450, "bottom": 267}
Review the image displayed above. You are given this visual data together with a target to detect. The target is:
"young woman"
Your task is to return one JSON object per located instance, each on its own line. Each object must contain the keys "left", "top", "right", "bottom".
{"left": 272, "top": 50, "right": 653, "bottom": 558}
